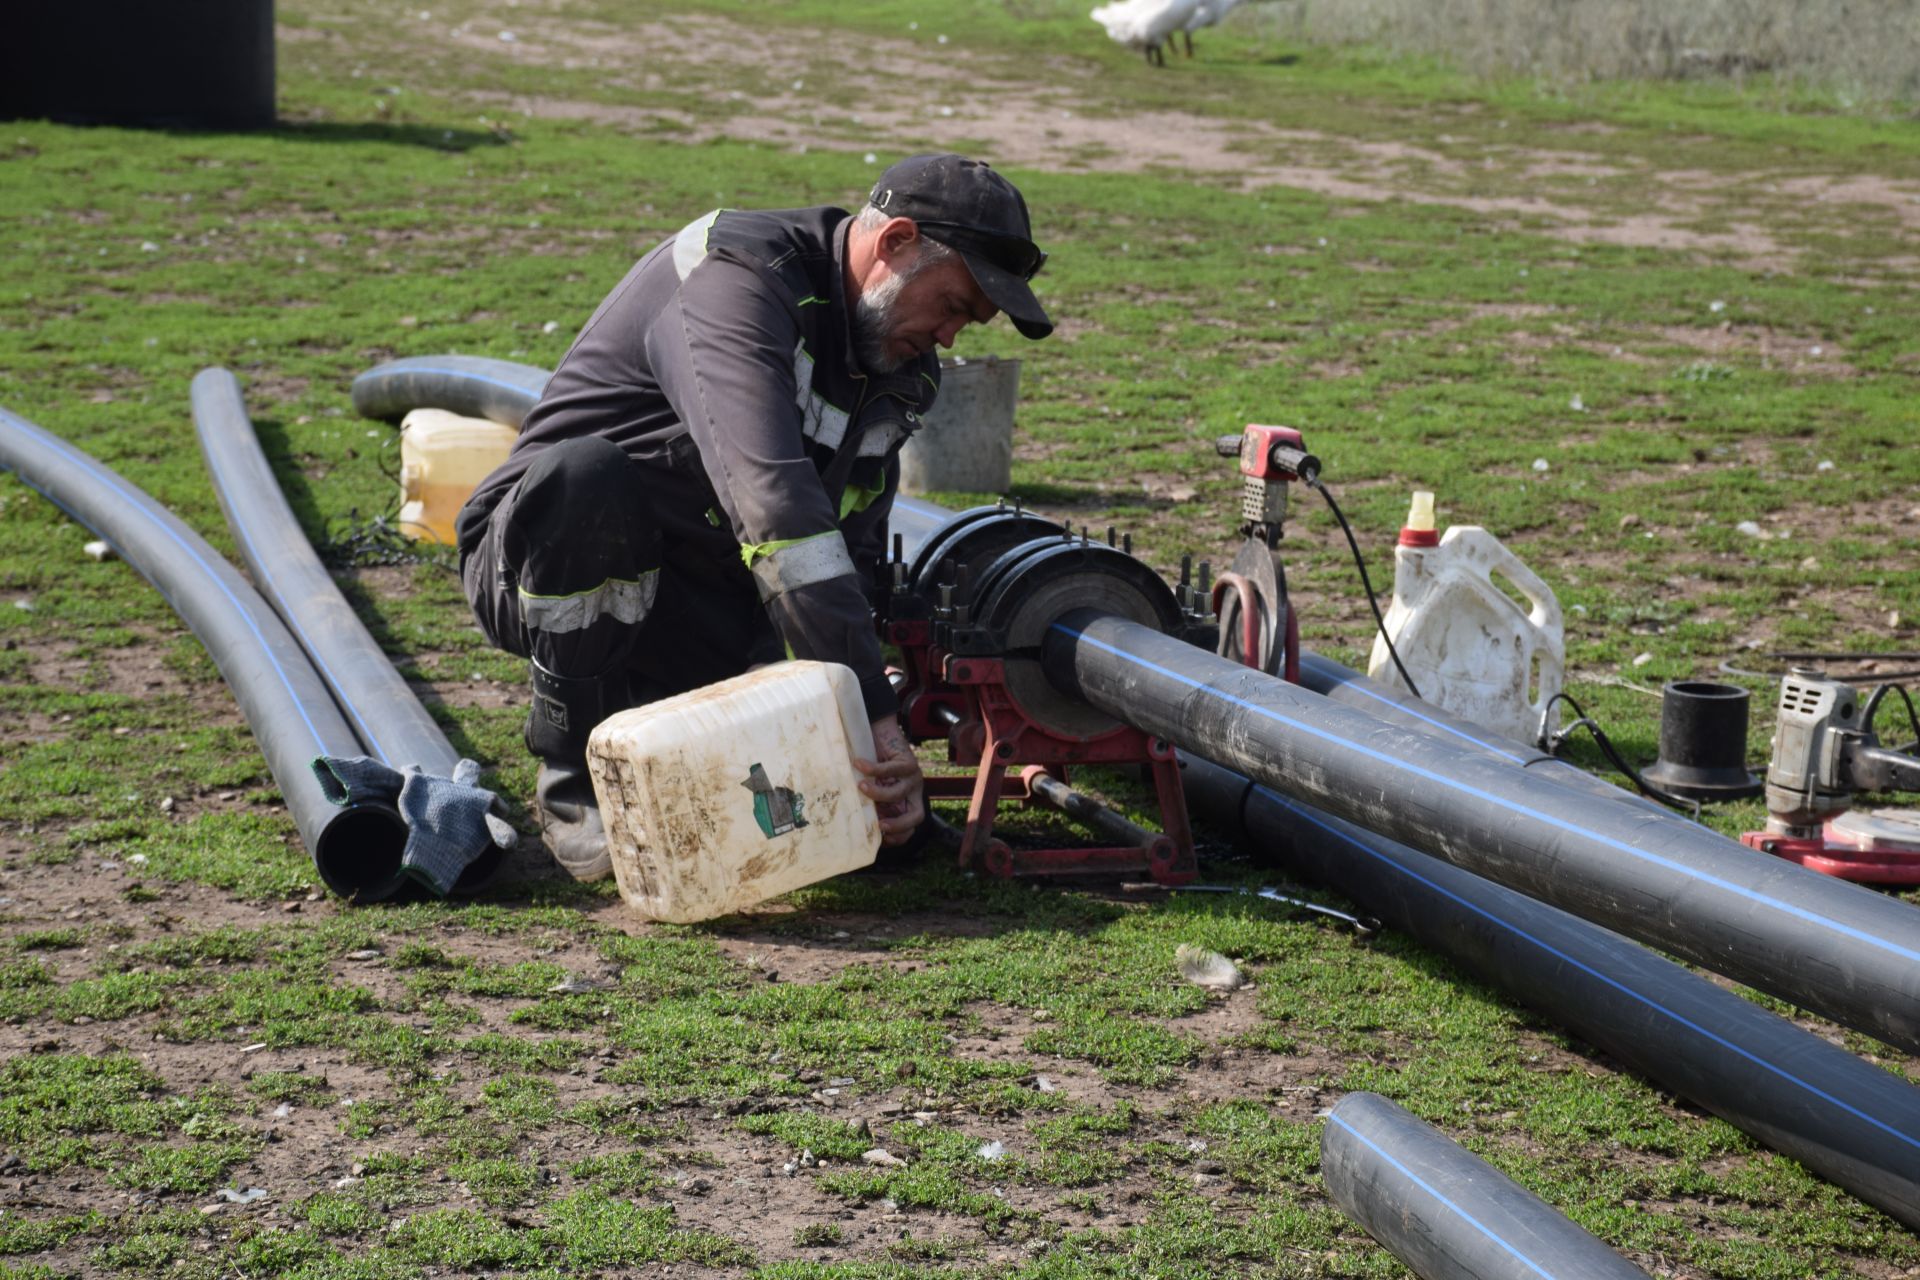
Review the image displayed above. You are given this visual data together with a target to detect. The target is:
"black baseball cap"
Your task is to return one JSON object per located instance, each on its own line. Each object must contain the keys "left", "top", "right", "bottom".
{"left": 868, "top": 154, "right": 1053, "bottom": 340}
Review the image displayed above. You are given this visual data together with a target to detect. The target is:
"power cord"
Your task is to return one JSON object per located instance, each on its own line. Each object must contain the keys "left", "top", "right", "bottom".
{"left": 1537, "top": 690, "right": 1702, "bottom": 820}
{"left": 1307, "top": 476, "right": 1423, "bottom": 701}
{"left": 1861, "top": 682, "right": 1920, "bottom": 755}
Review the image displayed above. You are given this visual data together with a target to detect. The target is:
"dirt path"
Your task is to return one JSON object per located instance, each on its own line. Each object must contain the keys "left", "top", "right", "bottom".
{"left": 373, "top": 4, "right": 1920, "bottom": 270}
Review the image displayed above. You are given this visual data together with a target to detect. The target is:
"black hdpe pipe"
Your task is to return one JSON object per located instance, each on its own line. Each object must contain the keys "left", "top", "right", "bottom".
{"left": 1044, "top": 610, "right": 1920, "bottom": 1055}
{"left": 191, "top": 368, "right": 500, "bottom": 897}
{"left": 1178, "top": 751, "right": 1920, "bottom": 1231}
{"left": 1323, "top": 1092, "right": 1653, "bottom": 1280}
{"left": 0, "top": 406, "right": 408, "bottom": 885}
{"left": 351, "top": 355, "right": 549, "bottom": 427}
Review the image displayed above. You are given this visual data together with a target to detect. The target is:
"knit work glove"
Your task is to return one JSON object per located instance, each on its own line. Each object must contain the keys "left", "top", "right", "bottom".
{"left": 311, "top": 755, "right": 517, "bottom": 895}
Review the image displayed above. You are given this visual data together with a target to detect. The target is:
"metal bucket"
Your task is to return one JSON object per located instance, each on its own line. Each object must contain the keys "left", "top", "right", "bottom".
{"left": 898, "top": 356, "right": 1019, "bottom": 496}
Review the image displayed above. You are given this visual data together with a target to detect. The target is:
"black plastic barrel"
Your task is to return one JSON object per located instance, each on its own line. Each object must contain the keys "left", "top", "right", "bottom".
{"left": 1640, "top": 680, "right": 1762, "bottom": 801}
{"left": 2, "top": 2, "right": 275, "bottom": 130}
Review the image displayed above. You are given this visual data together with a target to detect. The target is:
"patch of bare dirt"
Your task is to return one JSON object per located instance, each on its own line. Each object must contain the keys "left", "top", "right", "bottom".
{"left": 0, "top": 856, "right": 304, "bottom": 954}
{"left": 319, "top": 4, "right": 1920, "bottom": 266}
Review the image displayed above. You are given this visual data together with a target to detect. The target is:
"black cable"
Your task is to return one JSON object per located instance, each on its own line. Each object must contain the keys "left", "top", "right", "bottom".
{"left": 1540, "top": 690, "right": 1701, "bottom": 820}
{"left": 1308, "top": 478, "right": 1422, "bottom": 701}
{"left": 1862, "top": 683, "right": 1920, "bottom": 756}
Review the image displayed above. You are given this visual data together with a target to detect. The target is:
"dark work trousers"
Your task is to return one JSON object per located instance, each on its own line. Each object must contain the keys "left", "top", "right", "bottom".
{"left": 461, "top": 436, "right": 781, "bottom": 708}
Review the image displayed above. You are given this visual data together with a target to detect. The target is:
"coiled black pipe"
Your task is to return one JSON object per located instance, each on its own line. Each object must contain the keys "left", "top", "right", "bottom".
{"left": 1323, "top": 1092, "right": 1654, "bottom": 1280}
{"left": 1045, "top": 610, "right": 1920, "bottom": 1055}
{"left": 0, "top": 406, "right": 407, "bottom": 885}
{"left": 191, "top": 368, "right": 500, "bottom": 897}
{"left": 1178, "top": 752, "right": 1920, "bottom": 1231}
{"left": 350, "top": 355, "right": 549, "bottom": 426}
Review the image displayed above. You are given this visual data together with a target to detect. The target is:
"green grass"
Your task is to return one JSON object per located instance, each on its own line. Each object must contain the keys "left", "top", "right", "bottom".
{"left": 1, "top": 0, "right": 1917, "bottom": 1276}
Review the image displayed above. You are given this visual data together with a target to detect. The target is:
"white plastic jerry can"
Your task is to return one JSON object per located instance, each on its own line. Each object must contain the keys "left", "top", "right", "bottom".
{"left": 1368, "top": 491, "right": 1564, "bottom": 744}
{"left": 586, "top": 661, "right": 881, "bottom": 924}
{"left": 396, "top": 408, "right": 519, "bottom": 545}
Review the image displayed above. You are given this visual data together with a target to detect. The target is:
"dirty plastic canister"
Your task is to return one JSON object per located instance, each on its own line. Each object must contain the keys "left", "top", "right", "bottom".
{"left": 396, "top": 408, "right": 519, "bottom": 544}
{"left": 1368, "top": 490, "right": 1565, "bottom": 744}
{"left": 586, "top": 661, "right": 881, "bottom": 923}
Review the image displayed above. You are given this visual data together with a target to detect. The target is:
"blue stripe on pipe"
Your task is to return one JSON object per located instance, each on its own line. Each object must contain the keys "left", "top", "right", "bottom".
{"left": 198, "top": 423, "right": 395, "bottom": 765}
{"left": 0, "top": 410, "right": 335, "bottom": 757}
{"left": 1270, "top": 789, "right": 1920, "bottom": 1154}
{"left": 894, "top": 496, "right": 950, "bottom": 521}
{"left": 1054, "top": 620, "right": 1920, "bottom": 966}
{"left": 1327, "top": 1109, "right": 1561, "bottom": 1280}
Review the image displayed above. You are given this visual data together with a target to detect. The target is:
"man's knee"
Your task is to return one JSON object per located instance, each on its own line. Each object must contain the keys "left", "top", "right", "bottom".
{"left": 500, "top": 439, "right": 662, "bottom": 589}
{"left": 466, "top": 438, "right": 665, "bottom": 672}
{"left": 509, "top": 437, "right": 648, "bottom": 554}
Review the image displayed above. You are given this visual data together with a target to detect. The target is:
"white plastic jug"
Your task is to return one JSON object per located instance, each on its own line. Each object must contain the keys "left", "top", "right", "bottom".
{"left": 586, "top": 661, "right": 881, "bottom": 923}
{"left": 396, "top": 408, "right": 519, "bottom": 545}
{"left": 1368, "top": 492, "right": 1564, "bottom": 744}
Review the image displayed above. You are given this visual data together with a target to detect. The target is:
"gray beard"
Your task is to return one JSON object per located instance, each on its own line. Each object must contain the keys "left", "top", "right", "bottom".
{"left": 851, "top": 267, "right": 912, "bottom": 375}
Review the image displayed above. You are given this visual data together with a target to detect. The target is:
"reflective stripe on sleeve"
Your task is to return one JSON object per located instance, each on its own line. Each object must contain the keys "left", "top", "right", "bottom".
{"left": 741, "top": 531, "right": 857, "bottom": 603}
{"left": 519, "top": 571, "right": 660, "bottom": 635}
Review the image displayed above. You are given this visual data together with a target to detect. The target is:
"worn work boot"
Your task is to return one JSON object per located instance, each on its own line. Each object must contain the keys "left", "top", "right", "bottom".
{"left": 525, "top": 662, "right": 624, "bottom": 882}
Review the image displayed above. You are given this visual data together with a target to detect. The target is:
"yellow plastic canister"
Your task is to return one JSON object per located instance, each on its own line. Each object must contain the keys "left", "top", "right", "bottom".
{"left": 396, "top": 408, "right": 518, "bottom": 544}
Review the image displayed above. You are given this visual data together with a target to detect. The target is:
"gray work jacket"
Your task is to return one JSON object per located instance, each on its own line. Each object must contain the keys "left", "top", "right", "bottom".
{"left": 459, "top": 206, "right": 940, "bottom": 719}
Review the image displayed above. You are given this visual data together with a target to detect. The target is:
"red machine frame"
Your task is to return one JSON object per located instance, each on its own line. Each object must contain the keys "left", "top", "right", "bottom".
{"left": 890, "top": 616, "right": 1196, "bottom": 885}
{"left": 1740, "top": 827, "right": 1920, "bottom": 886}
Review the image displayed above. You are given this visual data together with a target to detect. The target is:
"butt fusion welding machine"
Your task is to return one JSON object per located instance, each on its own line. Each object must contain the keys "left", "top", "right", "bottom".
{"left": 877, "top": 424, "right": 1315, "bottom": 884}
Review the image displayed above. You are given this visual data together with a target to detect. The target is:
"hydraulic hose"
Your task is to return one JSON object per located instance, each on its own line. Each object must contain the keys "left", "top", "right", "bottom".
{"left": 0, "top": 406, "right": 407, "bottom": 890}
{"left": 1177, "top": 752, "right": 1920, "bottom": 1231}
{"left": 1044, "top": 609, "right": 1920, "bottom": 1055}
{"left": 351, "top": 355, "right": 548, "bottom": 427}
{"left": 191, "top": 368, "right": 501, "bottom": 897}
{"left": 1323, "top": 1092, "right": 1653, "bottom": 1280}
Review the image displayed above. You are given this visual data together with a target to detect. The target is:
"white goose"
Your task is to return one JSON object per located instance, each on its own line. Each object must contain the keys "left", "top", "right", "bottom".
{"left": 1090, "top": 0, "right": 1205, "bottom": 67}
{"left": 1175, "top": 0, "right": 1244, "bottom": 58}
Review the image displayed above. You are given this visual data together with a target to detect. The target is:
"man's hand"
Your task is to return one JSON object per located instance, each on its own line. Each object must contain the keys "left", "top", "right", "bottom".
{"left": 854, "top": 716, "right": 925, "bottom": 846}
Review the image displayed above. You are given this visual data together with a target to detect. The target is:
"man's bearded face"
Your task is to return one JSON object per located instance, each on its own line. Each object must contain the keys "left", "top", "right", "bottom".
{"left": 851, "top": 249, "right": 929, "bottom": 375}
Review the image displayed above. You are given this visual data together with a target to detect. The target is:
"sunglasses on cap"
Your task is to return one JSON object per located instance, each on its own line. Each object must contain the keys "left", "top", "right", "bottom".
{"left": 913, "top": 220, "right": 1049, "bottom": 282}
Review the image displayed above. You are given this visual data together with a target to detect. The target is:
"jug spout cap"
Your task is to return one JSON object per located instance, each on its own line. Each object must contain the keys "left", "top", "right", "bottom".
{"left": 1399, "top": 490, "right": 1439, "bottom": 547}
